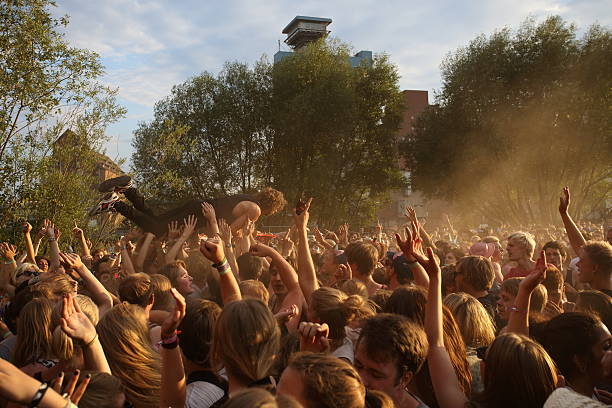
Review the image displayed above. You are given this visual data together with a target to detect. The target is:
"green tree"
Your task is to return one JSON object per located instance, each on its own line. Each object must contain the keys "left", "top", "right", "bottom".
{"left": 270, "top": 39, "right": 406, "bottom": 226}
{"left": 0, "top": 0, "right": 126, "bottom": 241}
{"left": 403, "top": 17, "right": 612, "bottom": 225}
{"left": 131, "top": 59, "right": 272, "bottom": 205}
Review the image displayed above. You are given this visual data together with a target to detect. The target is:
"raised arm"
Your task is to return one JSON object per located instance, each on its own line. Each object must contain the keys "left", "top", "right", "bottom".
{"left": 22, "top": 222, "right": 36, "bottom": 264}
{"left": 395, "top": 222, "right": 430, "bottom": 289}
{"left": 250, "top": 243, "right": 303, "bottom": 331}
{"left": 159, "top": 288, "right": 186, "bottom": 408}
{"left": 506, "top": 251, "right": 547, "bottom": 336}
{"left": 294, "top": 198, "right": 319, "bottom": 304}
{"left": 60, "top": 294, "right": 111, "bottom": 374}
{"left": 312, "top": 227, "right": 334, "bottom": 250}
{"left": 201, "top": 202, "right": 220, "bottom": 237}
{"left": 119, "top": 236, "right": 136, "bottom": 276}
{"left": 218, "top": 219, "right": 239, "bottom": 282}
{"left": 165, "top": 215, "right": 197, "bottom": 264}
{"left": 558, "top": 187, "right": 587, "bottom": 257}
{"left": 200, "top": 237, "right": 241, "bottom": 305}
{"left": 60, "top": 253, "right": 113, "bottom": 317}
{"left": 72, "top": 222, "right": 92, "bottom": 260}
{"left": 0, "top": 243, "right": 17, "bottom": 291}
{"left": 46, "top": 222, "right": 61, "bottom": 271}
{"left": 135, "top": 232, "right": 155, "bottom": 272}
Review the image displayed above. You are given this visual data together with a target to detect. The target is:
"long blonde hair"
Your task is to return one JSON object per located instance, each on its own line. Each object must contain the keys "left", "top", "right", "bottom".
{"left": 13, "top": 297, "right": 54, "bottom": 367}
{"left": 51, "top": 295, "right": 99, "bottom": 365}
{"left": 443, "top": 292, "right": 495, "bottom": 348}
{"left": 97, "top": 303, "right": 161, "bottom": 408}
{"left": 212, "top": 299, "right": 280, "bottom": 386}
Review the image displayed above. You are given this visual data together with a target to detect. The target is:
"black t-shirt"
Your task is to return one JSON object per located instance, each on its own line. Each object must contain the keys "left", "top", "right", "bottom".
{"left": 478, "top": 291, "right": 499, "bottom": 321}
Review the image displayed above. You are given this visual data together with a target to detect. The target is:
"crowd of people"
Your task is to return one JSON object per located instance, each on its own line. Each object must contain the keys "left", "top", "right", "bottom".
{"left": 0, "top": 176, "right": 611, "bottom": 408}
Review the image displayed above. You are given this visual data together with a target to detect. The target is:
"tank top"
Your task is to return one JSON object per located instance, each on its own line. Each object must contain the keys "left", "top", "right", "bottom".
{"left": 207, "top": 195, "right": 260, "bottom": 224}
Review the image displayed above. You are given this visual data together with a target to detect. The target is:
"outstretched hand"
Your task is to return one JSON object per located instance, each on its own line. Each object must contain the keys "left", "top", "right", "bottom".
{"left": 59, "top": 252, "right": 84, "bottom": 270}
{"left": 160, "top": 288, "right": 186, "bottom": 339}
{"left": 559, "top": 186, "right": 570, "bottom": 214}
{"left": 294, "top": 198, "right": 312, "bottom": 231}
{"left": 51, "top": 370, "right": 90, "bottom": 405}
{"left": 520, "top": 250, "right": 547, "bottom": 293}
{"left": 200, "top": 202, "right": 216, "bottom": 222}
{"left": 200, "top": 237, "right": 225, "bottom": 264}
{"left": 60, "top": 294, "right": 97, "bottom": 343}
{"left": 181, "top": 214, "right": 198, "bottom": 238}
{"left": 395, "top": 221, "right": 424, "bottom": 262}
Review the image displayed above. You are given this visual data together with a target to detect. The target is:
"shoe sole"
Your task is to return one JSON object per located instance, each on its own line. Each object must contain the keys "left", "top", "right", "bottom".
{"left": 98, "top": 175, "right": 132, "bottom": 193}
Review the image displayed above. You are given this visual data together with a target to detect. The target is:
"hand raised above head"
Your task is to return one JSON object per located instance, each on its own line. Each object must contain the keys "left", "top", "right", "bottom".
{"left": 559, "top": 186, "right": 570, "bottom": 214}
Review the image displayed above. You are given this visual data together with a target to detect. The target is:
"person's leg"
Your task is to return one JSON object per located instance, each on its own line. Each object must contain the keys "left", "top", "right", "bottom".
{"left": 113, "top": 201, "right": 167, "bottom": 237}
{"left": 123, "top": 187, "right": 155, "bottom": 216}
{"left": 157, "top": 200, "right": 209, "bottom": 231}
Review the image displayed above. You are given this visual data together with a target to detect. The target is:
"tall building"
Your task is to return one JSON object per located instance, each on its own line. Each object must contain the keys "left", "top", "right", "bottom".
{"left": 274, "top": 16, "right": 372, "bottom": 66}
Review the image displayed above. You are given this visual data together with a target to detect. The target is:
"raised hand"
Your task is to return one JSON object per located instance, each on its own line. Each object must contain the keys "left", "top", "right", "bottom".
{"left": 60, "top": 294, "right": 97, "bottom": 343}
{"left": 294, "top": 197, "right": 312, "bottom": 231}
{"left": 395, "top": 221, "right": 424, "bottom": 262}
{"left": 299, "top": 322, "right": 330, "bottom": 353}
{"left": 200, "top": 237, "right": 225, "bottom": 264}
{"left": 335, "top": 262, "right": 352, "bottom": 281}
{"left": 200, "top": 202, "right": 216, "bottom": 222}
{"left": 160, "top": 288, "right": 186, "bottom": 339}
{"left": 520, "top": 250, "right": 547, "bottom": 293}
{"left": 279, "top": 229, "right": 294, "bottom": 257}
{"left": 51, "top": 370, "right": 90, "bottom": 405}
{"left": 59, "top": 253, "right": 84, "bottom": 270}
{"left": 559, "top": 186, "right": 570, "bottom": 214}
{"left": 181, "top": 214, "right": 197, "bottom": 238}
{"left": 0, "top": 243, "right": 16, "bottom": 261}
{"left": 167, "top": 220, "right": 181, "bottom": 240}
{"left": 72, "top": 221, "right": 84, "bottom": 237}
{"left": 218, "top": 219, "right": 232, "bottom": 244}
{"left": 376, "top": 219, "right": 383, "bottom": 232}
{"left": 22, "top": 222, "right": 32, "bottom": 234}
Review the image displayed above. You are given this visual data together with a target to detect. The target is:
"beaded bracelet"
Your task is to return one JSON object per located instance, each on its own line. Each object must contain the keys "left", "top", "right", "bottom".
{"left": 212, "top": 258, "right": 231, "bottom": 275}
{"left": 30, "top": 383, "right": 49, "bottom": 407}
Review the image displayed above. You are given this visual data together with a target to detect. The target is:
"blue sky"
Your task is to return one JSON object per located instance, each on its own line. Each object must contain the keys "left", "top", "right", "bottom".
{"left": 51, "top": 0, "right": 610, "bottom": 168}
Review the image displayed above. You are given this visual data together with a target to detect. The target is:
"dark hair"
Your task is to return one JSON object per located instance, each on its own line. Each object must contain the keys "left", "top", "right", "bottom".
{"left": 392, "top": 255, "right": 414, "bottom": 285}
{"left": 542, "top": 241, "right": 567, "bottom": 260}
{"left": 236, "top": 253, "right": 265, "bottom": 281}
{"left": 456, "top": 256, "right": 494, "bottom": 291}
{"left": 118, "top": 273, "right": 153, "bottom": 308}
{"left": 537, "top": 312, "right": 603, "bottom": 382}
{"left": 92, "top": 255, "right": 112, "bottom": 276}
{"left": 369, "top": 289, "right": 392, "bottom": 312}
{"left": 178, "top": 299, "right": 222, "bottom": 367}
{"left": 383, "top": 286, "right": 427, "bottom": 325}
{"left": 254, "top": 187, "right": 287, "bottom": 216}
{"left": 357, "top": 314, "right": 428, "bottom": 381}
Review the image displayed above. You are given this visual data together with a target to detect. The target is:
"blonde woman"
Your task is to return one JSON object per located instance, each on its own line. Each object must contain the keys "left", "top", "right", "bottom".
{"left": 13, "top": 298, "right": 54, "bottom": 371}
{"left": 98, "top": 303, "right": 161, "bottom": 408}
{"left": 212, "top": 298, "right": 280, "bottom": 395}
{"left": 444, "top": 292, "right": 496, "bottom": 393}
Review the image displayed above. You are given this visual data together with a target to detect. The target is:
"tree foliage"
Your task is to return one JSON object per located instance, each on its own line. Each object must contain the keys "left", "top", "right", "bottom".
{"left": 0, "top": 0, "right": 126, "bottom": 241}
{"left": 403, "top": 17, "right": 612, "bottom": 225}
{"left": 132, "top": 40, "right": 406, "bottom": 226}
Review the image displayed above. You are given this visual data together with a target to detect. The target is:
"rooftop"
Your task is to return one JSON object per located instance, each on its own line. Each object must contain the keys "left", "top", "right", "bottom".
{"left": 282, "top": 16, "right": 332, "bottom": 34}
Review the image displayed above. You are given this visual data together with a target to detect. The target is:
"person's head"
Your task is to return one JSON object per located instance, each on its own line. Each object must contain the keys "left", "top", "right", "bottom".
{"left": 320, "top": 249, "right": 340, "bottom": 280}
{"left": 443, "top": 292, "right": 495, "bottom": 348}
{"left": 255, "top": 187, "right": 287, "bottom": 216}
{"left": 269, "top": 262, "right": 288, "bottom": 297}
{"left": 159, "top": 260, "right": 194, "bottom": 296}
{"left": 78, "top": 372, "right": 127, "bottom": 408}
{"left": 237, "top": 253, "right": 266, "bottom": 281}
{"left": 92, "top": 248, "right": 107, "bottom": 262}
{"left": 240, "top": 279, "right": 270, "bottom": 304}
{"left": 12, "top": 263, "right": 41, "bottom": 286}
{"left": 576, "top": 290, "right": 612, "bottom": 331}
{"left": 278, "top": 351, "right": 393, "bottom": 408}
{"left": 506, "top": 232, "right": 536, "bottom": 261}
{"left": 355, "top": 314, "right": 428, "bottom": 405}
{"left": 386, "top": 254, "right": 414, "bottom": 286}
{"left": 477, "top": 333, "right": 557, "bottom": 408}
{"left": 33, "top": 273, "right": 78, "bottom": 299}
{"left": 441, "top": 264, "right": 457, "bottom": 296}
{"left": 444, "top": 247, "right": 465, "bottom": 266}
{"left": 542, "top": 241, "right": 567, "bottom": 270}
{"left": 178, "top": 299, "right": 222, "bottom": 368}
{"left": 309, "top": 287, "right": 374, "bottom": 341}
{"left": 454, "top": 256, "right": 495, "bottom": 293}
{"left": 383, "top": 285, "right": 427, "bottom": 325}
{"left": 345, "top": 242, "right": 379, "bottom": 277}
{"left": 577, "top": 241, "right": 612, "bottom": 286}
{"left": 498, "top": 278, "right": 547, "bottom": 320}
{"left": 51, "top": 295, "right": 99, "bottom": 367}
{"left": 35, "top": 256, "right": 49, "bottom": 272}
{"left": 368, "top": 289, "right": 391, "bottom": 312}
{"left": 538, "top": 312, "right": 611, "bottom": 387}
{"left": 13, "top": 297, "right": 54, "bottom": 367}
{"left": 340, "top": 279, "right": 368, "bottom": 297}
{"left": 92, "top": 255, "right": 113, "bottom": 277}
{"left": 541, "top": 265, "right": 564, "bottom": 307}
{"left": 224, "top": 388, "right": 301, "bottom": 408}
{"left": 148, "top": 274, "right": 174, "bottom": 311}
{"left": 212, "top": 298, "right": 280, "bottom": 386}
{"left": 118, "top": 273, "right": 154, "bottom": 310}
{"left": 97, "top": 303, "right": 161, "bottom": 407}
